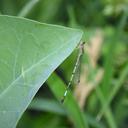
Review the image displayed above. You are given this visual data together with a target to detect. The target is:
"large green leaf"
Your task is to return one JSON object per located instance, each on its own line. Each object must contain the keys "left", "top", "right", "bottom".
{"left": 0, "top": 15, "right": 83, "bottom": 128}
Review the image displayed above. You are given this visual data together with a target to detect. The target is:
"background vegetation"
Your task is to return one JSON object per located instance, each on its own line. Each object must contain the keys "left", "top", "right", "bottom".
{"left": 0, "top": 0, "right": 128, "bottom": 128}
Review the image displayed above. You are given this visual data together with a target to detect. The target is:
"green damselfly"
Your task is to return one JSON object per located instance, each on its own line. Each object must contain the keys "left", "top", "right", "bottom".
{"left": 61, "top": 41, "right": 85, "bottom": 103}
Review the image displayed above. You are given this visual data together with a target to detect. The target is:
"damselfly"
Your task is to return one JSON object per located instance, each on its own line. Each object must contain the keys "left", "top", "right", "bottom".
{"left": 61, "top": 41, "right": 85, "bottom": 103}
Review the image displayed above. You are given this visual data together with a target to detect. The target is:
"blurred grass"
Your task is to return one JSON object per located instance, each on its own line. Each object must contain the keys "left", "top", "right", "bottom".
{"left": 0, "top": 0, "right": 128, "bottom": 128}
{"left": 47, "top": 73, "right": 89, "bottom": 128}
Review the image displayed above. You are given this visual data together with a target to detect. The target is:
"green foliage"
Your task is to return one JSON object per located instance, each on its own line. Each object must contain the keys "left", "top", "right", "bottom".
{"left": 0, "top": 15, "right": 82, "bottom": 128}
{"left": 0, "top": 0, "right": 128, "bottom": 128}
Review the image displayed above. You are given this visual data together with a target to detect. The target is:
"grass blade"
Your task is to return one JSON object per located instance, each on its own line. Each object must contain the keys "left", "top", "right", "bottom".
{"left": 47, "top": 72, "right": 89, "bottom": 128}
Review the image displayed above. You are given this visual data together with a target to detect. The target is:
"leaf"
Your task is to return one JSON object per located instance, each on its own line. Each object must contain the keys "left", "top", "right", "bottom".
{"left": 98, "top": 63, "right": 128, "bottom": 119}
{"left": 29, "top": 98, "right": 106, "bottom": 128}
{"left": 29, "top": 98, "right": 66, "bottom": 115}
{"left": 0, "top": 15, "right": 83, "bottom": 128}
{"left": 47, "top": 73, "right": 89, "bottom": 128}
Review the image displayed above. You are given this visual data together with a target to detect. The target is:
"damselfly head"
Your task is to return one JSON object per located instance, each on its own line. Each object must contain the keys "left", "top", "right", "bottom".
{"left": 80, "top": 42, "right": 85, "bottom": 55}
